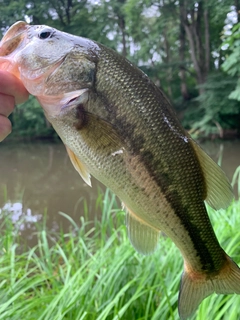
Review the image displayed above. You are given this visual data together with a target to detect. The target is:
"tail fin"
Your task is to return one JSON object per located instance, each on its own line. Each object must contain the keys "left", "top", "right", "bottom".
{"left": 178, "top": 255, "right": 240, "bottom": 320}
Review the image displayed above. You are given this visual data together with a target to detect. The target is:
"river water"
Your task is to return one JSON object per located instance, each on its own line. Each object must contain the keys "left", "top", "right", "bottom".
{"left": 0, "top": 139, "right": 240, "bottom": 246}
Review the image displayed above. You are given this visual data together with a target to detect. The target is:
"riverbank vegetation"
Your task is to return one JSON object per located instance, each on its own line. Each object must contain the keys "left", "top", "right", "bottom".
{"left": 0, "top": 188, "right": 240, "bottom": 319}
{"left": 0, "top": 1, "right": 240, "bottom": 139}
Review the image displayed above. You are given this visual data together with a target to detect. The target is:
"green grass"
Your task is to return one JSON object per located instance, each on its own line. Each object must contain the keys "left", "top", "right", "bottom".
{"left": 0, "top": 189, "right": 240, "bottom": 320}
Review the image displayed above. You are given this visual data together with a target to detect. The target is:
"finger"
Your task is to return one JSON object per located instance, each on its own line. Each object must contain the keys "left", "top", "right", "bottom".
{"left": 0, "top": 115, "right": 12, "bottom": 142}
{"left": 0, "top": 70, "right": 29, "bottom": 104}
{"left": 0, "top": 93, "right": 15, "bottom": 116}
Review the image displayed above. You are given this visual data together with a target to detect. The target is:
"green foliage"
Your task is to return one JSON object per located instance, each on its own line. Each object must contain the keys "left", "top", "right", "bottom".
{"left": 0, "top": 1, "right": 239, "bottom": 138}
{"left": 183, "top": 71, "right": 240, "bottom": 136}
{"left": 207, "top": 0, "right": 234, "bottom": 56}
{"left": 0, "top": 0, "right": 28, "bottom": 36}
{"left": 124, "top": 0, "right": 182, "bottom": 98}
{"left": 11, "top": 96, "right": 55, "bottom": 138}
{"left": 222, "top": 23, "right": 240, "bottom": 101}
{"left": 0, "top": 188, "right": 240, "bottom": 319}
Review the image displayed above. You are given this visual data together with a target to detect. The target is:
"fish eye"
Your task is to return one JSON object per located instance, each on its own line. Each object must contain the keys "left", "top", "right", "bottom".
{"left": 38, "top": 29, "right": 53, "bottom": 40}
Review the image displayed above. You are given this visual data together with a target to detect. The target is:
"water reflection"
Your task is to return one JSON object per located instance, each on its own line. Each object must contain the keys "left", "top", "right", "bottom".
{"left": 0, "top": 140, "right": 105, "bottom": 246}
{"left": 0, "top": 139, "right": 239, "bottom": 246}
{"left": 1, "top": 202, "right": 41, "bottom": 224}
{"left": 0, "top": 201, "right": 42, "bottom": 237}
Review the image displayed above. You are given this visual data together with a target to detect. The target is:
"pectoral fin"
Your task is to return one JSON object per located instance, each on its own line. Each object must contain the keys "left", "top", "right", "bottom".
{"left": 191, "top": 140, "right": 233, "bottom": 210}
{"left": 65, "top": 145, "right": 91, "bottom": 187}
{"left": 126, "top": 208, "right": 160, "bottom": 255}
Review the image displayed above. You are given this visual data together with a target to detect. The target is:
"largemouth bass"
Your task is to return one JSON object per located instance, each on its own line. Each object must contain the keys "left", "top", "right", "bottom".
{"left": 0, "top": 21, "right": 239, "bottom": 319}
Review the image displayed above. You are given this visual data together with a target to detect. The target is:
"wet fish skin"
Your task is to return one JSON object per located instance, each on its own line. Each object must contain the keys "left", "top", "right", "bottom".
{"left": 0, "top": 21, "right": 239, "bottom": 319}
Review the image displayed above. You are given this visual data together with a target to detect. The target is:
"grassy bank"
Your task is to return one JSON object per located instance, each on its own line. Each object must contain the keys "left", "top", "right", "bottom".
{"left": 0, "top": 189, "right": 240, "bottom": 320}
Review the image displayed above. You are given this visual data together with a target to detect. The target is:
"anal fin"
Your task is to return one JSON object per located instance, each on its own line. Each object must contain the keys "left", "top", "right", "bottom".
{"left": 126, "top": 208, "right": 160, "bottom": 255}
{"left": 65, "top": 145, "right": 91, "bottom": 187}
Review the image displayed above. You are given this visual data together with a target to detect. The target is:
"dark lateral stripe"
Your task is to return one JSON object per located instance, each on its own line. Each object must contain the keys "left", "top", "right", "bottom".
{"left": 138, "top": 146, "right": 224, "bottom": 273}
{"left": 95, "top": 85, "right": 224, "bottom": 274}
{"left": 126, "top": 122, "right": 223, "bottom": 273}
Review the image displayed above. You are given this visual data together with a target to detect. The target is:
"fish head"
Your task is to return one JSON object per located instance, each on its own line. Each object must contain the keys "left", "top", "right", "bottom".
{"left": 0, "top": 21, "right": 98, "bottom": 113}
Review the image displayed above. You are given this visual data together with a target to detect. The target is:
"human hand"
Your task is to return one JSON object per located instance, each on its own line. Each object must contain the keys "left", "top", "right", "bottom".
{"left": 0, "top": 70, "right": 29, "bottom": 141}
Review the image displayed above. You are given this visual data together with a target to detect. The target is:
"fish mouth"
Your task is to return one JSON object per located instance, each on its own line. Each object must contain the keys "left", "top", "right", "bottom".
{"left": 0, "top": 21, "right": 66, "bottom": 95}
{"left": 0, "top": 21, "right": 28, "bottom": 55}
{"left": 0, "top": 21, "right": 28, "bottom": 78}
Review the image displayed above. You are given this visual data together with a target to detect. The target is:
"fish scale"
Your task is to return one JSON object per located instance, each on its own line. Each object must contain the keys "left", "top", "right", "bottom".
{"left": 85, "top": 49, "right": 224, "bottom": 272}
{"left": 0, "top": 21, "right": 239, "bottom": 320}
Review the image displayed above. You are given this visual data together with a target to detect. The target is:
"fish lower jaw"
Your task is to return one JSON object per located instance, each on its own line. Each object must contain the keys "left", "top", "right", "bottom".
{"left": 20, "top": 68, "right": 46, "bottom": 81}
{"left": 0, "top": 58, "right": 20, "bottom": 79}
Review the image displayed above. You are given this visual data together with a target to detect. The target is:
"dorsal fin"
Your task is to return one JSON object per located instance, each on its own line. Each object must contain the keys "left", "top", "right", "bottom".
{"left": 126, "top": 207, "right": 160, "bottom": 255}
{"left": 190, "top": 140, "right": 233, "bottom": 210}
{"left": 65, "top": 145, "right": 91, "bottom": 187}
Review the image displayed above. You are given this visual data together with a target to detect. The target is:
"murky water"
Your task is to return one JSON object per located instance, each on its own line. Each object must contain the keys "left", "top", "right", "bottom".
{"left": 0, "top": 140, "right": 107, "bottom": 246}
{"left": 0, "top": 139, "right": 240, "bottom": 246}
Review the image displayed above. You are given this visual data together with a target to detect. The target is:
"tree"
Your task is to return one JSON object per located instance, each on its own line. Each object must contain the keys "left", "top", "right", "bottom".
{"left": 179, "top": 0, "right": 210, "bottom": 94}
{"left": 0, "top": 0, "right": 238, "bottom": 138}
